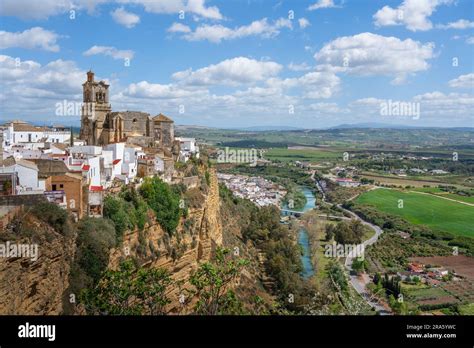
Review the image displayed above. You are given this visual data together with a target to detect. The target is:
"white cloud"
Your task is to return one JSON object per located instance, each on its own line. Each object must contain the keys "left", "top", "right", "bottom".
{"left": 298, "top": 18, "right": 310, "bottom": 29}
{"left": 0, "top": 55, "right": 87, "bottom": 120}
{"left": 83, "top": 45, "right": 134, "bottom": 60}
{"left": 413, "top": 91, "right": 474, "bottom": 118}
{"left": 111, "top": 7, "right": 140, "bottom": 28}
{"left": 314, "top": 32, "right": 435, "bottom": 84}
{"left": 288, "top": 62, "right": 312, "bottom": 72}
{"left": 172, "top": 57, "right": 282, "bottom": 86}
{"left": 0, "top": 0, "right": 221, "bottom": 20}
{"left": 437, "top": 19, "right": 474, "bottom": 29}
{"left": 0, "top": 27, "right": 60, "bottom": 52}
{"left": 178, "top": 17, "right": 292, "bottom": 43}
{"left": 467, "top": 37, "right": 474, "bottom": 45}
{"left": 448, "top": 73, "right": 474, "bottom": 89}
{"left": 308, "top": 0, "right": 339, "bottom": 11}
{"left": 119, "top": 0, "right": 222, "bottom": 20}
{"left": 0, "top": 0, "right": 107, "bottom": 19}
{"left": 373, "top": 0, "right": 452, "bottom": 32}
{"left": 121, "top": 81, "right": 205, "bottom": 99}
{"left": 167, "top": 23, "right": 191, "bottom": 33}
{"left": 307, "top": 102, "right": 349, "bottom": 114}
{"left": 267, "top": 70, "right": 341, "bottom": 99}
{"left": 350, "top": 92, "right": 474, "bottom": 125}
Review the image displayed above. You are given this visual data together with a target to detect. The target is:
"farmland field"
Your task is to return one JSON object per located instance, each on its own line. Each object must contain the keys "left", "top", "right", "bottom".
{"left": 355, "top": 189, "right": 474, "bottom": 238}
{"left": 412, "top": 187, "right": 474, "bottom": 204}
{"left": 263, "top": 148, "right": 342, "bottom": 163}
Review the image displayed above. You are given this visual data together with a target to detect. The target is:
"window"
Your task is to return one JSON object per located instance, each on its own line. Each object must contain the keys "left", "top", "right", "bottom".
{"left": 52, "top": 184, "right": 57, "bottom": 191}
{"left": 60, "top": 184, "right": 64, "bottom": 189}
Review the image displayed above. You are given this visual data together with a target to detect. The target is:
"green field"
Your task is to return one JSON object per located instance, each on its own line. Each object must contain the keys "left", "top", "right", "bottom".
{"left": 263, "top": 148, "right": 341, "bottom": 163}
{"left": 411, "top": 187, "right": 474, "bottom": 204}
{"left": 355, "top": 188, "right": 474, "bottom": 238}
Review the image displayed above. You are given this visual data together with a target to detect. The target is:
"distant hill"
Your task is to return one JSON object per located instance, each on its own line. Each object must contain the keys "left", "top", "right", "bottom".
{"left": 227, "top": 126, "right": 305, "bottom": 131}
{"left": 329, "top": 123, "right": 474, "bottom": 131}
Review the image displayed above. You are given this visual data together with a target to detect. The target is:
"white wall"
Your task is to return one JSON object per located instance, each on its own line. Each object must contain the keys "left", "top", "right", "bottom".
{"left": 86, "top": 156, "right": 101, "bottom": 187}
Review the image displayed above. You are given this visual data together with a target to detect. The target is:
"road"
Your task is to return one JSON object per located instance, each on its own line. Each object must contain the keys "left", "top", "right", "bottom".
{"left": 313, "top": 176, "right": 390, "bottom": 314}
{"left": 338, "top": 204, "right": 390, "bottom": 315}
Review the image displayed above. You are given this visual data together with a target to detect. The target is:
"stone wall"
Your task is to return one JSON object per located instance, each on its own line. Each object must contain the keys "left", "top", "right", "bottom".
{"left": 0, "top": 194, "right": 47, "bottom": 206}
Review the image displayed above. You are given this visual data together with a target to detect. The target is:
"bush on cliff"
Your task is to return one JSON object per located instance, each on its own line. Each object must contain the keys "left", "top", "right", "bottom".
{"left": 31, "top": 202, "right": 72, "bottom": 237}
{"left": 139, "top": 177, "right": 180, "bottom": 236}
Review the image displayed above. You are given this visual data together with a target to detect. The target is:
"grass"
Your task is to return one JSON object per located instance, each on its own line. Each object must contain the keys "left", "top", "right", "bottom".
{"left": 263, "top": 148, "right": 341, "bottom": 163}
{"left": 404, "top": 286, "right": 451, "bottom": 301}
{"left": 411, "top": 187, "right": 474, "bottom": 204}
{"left": 355, "top": 188, "right": 474, "bottom": 238}
{"left": 458, "top": 303, "right": 474, "bottom": 315}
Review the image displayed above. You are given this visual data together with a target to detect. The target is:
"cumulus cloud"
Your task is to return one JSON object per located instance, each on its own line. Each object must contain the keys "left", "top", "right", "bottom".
{"left": 121, "top": 81, "right": 206, "bottom": 99}
{"left": 83, "top": 45, "right": 134, "bottom": 60}
{"left": 175, "top": 17, "right": 292, "bottom": 43}
{"left": 0, "top": 0, "right": 107, "bottom": 19}
{"left": 0, "top": 0, "right": 221, "bottom": 20}
{"left": 350, "top": 91, "right": 474, "bottom": 125}
{"left": 111, "top": 7, "right": 140, "bottom": 28}
{"left": 308, "top": 0, "right": 339, "bottom": 11}
{"left": 266, "top": 70, "right": 341, "bottom": 99}
{"left": 167, "top": 23, "right": 192, "bottom": 33}
{"left": 0, "top": 27, "right": 61, "bottom": 52}
{"left": 448, "top": 73, "right": 474, "bottom": 89}
{"left": 119, "top": 0, "right": 222, "bottom": 20}
{"left": 467, "top": 37, "right": 474, "bottom": 45}
{"left": 314, "top": 32, "right": 435, "bottom": 84}
{"left": 172, "top": 57, "right": 282, "bottom": 86}
{"left": 287, "top": 62, "right": 312, "bottom": 72}
{"left": 373, "top": 0, "right": 452, "bottom": 32}
{"left": 0, "top": 55, "right": 87, "bottom": 120}
{"left": 298, "top": 18, "right": 310, "bottom": 29}
{"left": 413, "top": 91, "right": 474, "bottom": 119}
{"left": 437, "top": 19, "right": 474, "bottom": 29}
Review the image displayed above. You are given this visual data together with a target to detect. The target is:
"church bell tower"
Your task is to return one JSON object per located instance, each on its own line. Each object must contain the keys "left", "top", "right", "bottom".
{"left": 79, "top": 70, "right": 112, "bottom": 145}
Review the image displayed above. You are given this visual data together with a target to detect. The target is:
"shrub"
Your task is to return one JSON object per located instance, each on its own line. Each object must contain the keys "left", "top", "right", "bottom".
{"left": 139, "top": 177, "right": 180, "bottom": 235}
{"left": 31, "top": 202, "right": 71, "bottom": 236}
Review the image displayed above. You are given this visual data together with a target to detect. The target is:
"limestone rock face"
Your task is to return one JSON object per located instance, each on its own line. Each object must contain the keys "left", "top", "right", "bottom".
{"left": 0, "top": 217, "right": 74, "bottom": 315}
{"left": 107, "top": 168, "right": 223, "bottom": 313}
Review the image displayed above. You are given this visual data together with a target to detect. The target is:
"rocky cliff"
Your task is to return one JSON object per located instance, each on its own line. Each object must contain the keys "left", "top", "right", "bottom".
{"left": 0, "top": 212, "right": 74, "bottom": 314}
{"left": 107, "top": 168, "right": 223, "bottom": 312}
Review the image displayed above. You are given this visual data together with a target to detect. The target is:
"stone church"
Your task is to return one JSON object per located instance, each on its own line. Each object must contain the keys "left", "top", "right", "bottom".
{"left": 79, "top": 71, "right": 174, "bottom": 149}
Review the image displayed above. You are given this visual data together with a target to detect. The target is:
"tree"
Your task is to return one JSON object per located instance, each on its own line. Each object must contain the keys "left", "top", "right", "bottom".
{"left": 349, "top": 219, "right": 365, "bottom": 242}
{"left": 189, "top": 247, "right": 249, "bottom": 315}
{"left": 139, "top": 177, "right": 180, "bottom": 235}
{"left": 76, "top": 217, "right": 116, "bottom": 283}
{"left": 80, "top": 259, "right": 172, "bottom": 315}
{"left": 325, "top": 224, "right": 335, "bottom": 241}
{"left": 373, "top": 273, "right": 382, "bottom": 286}
{"left": 352, "top": 259, "right": 368, "bottom": 274}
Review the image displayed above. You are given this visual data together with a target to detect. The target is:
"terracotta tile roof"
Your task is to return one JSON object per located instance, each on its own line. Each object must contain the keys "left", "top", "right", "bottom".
{"left": 13, "top": 123, "right": 48, "bottom": 132}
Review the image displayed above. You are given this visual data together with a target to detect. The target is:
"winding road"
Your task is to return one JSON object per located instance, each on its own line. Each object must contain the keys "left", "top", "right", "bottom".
{"left": 314, "top": 175, "right": 391, "bottom": 314}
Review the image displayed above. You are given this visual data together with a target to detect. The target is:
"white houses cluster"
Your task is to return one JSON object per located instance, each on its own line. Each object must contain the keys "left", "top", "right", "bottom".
{"left": 0, "top": 120, "right": 200, "bottom": 218}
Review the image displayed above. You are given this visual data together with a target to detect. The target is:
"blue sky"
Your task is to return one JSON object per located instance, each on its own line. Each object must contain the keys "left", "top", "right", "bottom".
{"left": 0, "top": 0, "right": 473, "bottom": 128}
